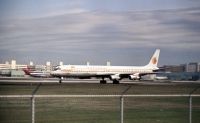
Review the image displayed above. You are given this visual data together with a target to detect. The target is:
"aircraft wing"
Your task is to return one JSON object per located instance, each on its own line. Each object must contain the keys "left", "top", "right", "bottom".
{"left": 95, "top": 71, "right": 162, "bottom": 80}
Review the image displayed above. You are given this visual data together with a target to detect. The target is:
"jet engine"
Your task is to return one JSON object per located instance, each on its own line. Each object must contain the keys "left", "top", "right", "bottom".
{"left": 129, "top": 73, "right": 140, "bottom": 80}
{"left": 110, "top": 74, "right": 120, "bottom": 80}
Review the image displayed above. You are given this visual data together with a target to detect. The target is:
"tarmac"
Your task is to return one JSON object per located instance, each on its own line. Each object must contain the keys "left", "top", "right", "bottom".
{"left": 0, "top": 77, "right": 200, "bottom": 85}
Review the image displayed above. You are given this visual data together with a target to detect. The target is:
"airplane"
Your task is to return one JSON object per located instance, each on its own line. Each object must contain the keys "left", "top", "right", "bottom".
{"left": 23, "top": 68, "right": 51, "bottom": 78}
{"left": 51, "top": 49, "right": 160, "bottom": 84}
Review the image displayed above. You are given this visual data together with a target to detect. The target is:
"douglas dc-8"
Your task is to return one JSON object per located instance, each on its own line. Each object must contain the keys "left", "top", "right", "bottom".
{"left": 51, "top": 49, "right": 160, "bottom": 84}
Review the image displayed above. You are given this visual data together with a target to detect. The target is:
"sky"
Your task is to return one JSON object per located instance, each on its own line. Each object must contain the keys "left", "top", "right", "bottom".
{"left": 0, "top": 0, "right": 200, "bottom": 66}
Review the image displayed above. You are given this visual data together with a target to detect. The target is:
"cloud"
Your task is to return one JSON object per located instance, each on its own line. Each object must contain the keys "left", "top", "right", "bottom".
{"left": 0, "top": 7, "right": 200, "bottom": 64}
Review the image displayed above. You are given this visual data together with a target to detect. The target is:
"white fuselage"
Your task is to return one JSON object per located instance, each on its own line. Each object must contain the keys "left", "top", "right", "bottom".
{"left": 51, "top": 65, "right": 156, "bottom": 77}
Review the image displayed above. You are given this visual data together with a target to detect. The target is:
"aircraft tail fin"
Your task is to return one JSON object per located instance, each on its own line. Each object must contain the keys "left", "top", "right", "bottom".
{"left": 145, "top": 49, "right": 160, "bottom": 69}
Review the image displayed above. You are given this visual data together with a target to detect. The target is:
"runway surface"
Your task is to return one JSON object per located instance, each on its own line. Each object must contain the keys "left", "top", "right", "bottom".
{"left": 0, "top": 77, "right": 200, "bottom": 85}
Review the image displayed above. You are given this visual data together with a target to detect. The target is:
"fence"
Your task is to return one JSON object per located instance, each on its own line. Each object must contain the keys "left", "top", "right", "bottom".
{"left": 0, "top": 94, "right": 200, "bottom": 123}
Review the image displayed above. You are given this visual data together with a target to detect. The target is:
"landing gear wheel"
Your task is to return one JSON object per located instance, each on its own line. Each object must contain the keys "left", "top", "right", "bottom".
{"left": 59, "top": 77, "right": 63, "bottom": 84}
{"left": 100, "top": 80, "right": 107, "bottom": 84}
{"left": 113, "top": 79, "right": 119, "bottom": 84}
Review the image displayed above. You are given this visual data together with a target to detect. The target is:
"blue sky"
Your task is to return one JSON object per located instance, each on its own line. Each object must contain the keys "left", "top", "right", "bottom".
{"left": 0, "top": 0, "right": 200, "bottom": 66}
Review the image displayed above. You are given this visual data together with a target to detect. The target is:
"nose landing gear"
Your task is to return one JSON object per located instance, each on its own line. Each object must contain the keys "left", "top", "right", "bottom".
{"left": 59, "top": 77, "right": 63, "bottom": 83}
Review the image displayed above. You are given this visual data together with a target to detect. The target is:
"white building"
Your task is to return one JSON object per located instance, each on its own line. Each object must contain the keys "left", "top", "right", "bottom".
{"left": 0, "top": 60, "right": 27, "bottom": 70}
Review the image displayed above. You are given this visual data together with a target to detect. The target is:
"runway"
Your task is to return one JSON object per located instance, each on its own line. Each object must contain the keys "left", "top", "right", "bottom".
{"left": 0, "top": 77, "right": 200, "bottom": 85}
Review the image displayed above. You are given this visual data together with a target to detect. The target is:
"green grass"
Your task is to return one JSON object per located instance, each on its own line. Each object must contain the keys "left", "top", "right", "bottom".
{"left": 125, "top": 109, "right": 189, "bottom": 123}
{"left": 0, "top": 98, "right": 31, "bottom": 123}
{"left": 0, "top": 83, "right": 200, "bottom": 123}
{"left": 1, "top": 83, "right": 200, "bottom": 95}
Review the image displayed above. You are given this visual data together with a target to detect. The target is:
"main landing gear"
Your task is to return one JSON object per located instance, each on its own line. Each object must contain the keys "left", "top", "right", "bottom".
{"left": 100, "top": 80, "right": 107, "bottom": 84}
{"left": 113, "top": 79, "right": 119, "bottom": 84}
{"left": 100, "top": 78, "right": 107, "bottom": 84}
{"left": 100, "top": 78, "right": 120, "bottom": 84}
